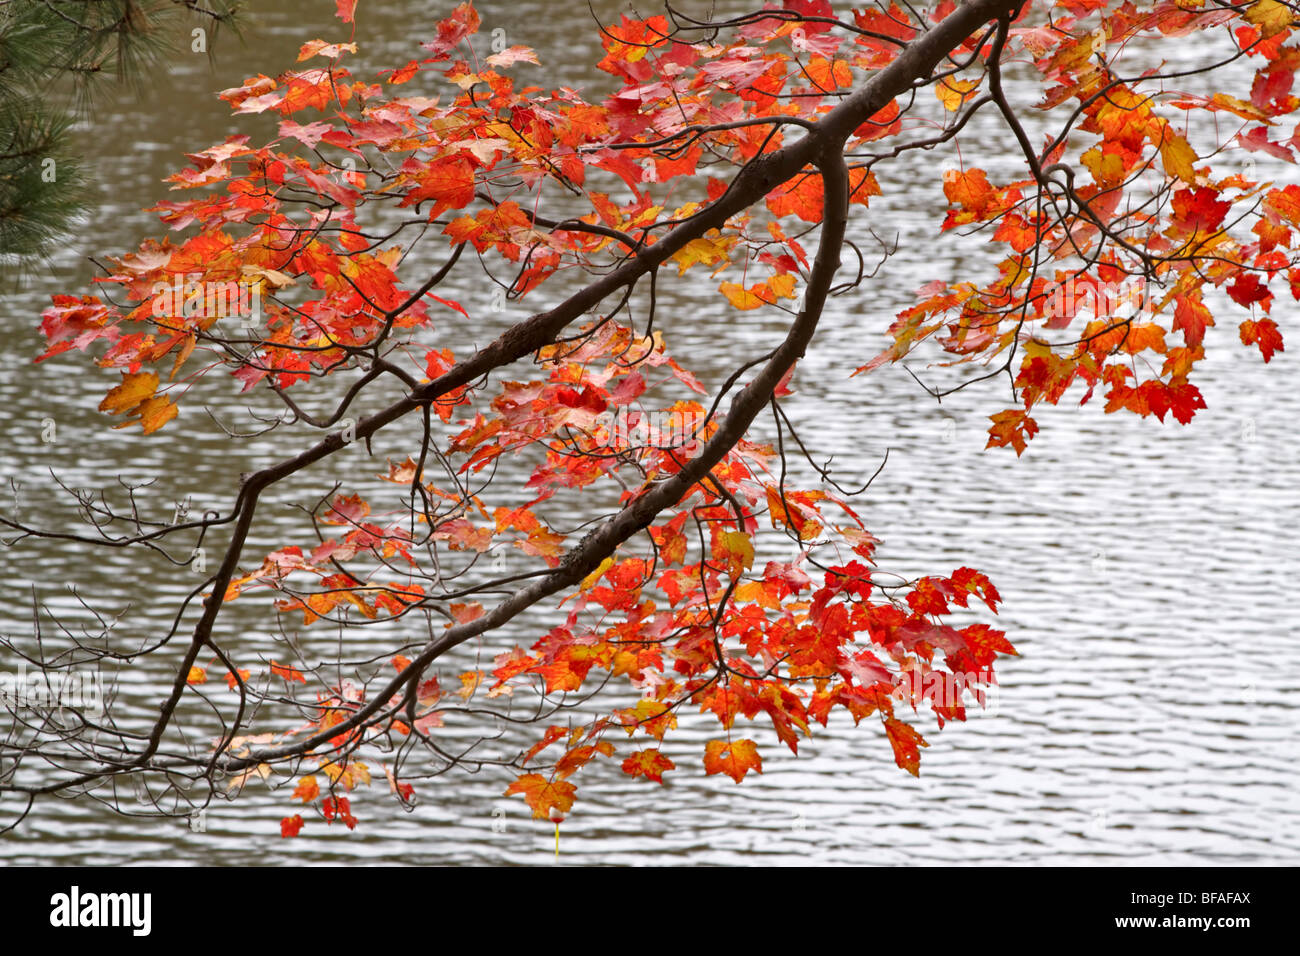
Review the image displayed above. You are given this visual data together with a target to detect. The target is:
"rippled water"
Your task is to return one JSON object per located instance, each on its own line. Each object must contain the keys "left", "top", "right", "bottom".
{"left": 1, "top": 1, "right": 1297, "bottom": 864}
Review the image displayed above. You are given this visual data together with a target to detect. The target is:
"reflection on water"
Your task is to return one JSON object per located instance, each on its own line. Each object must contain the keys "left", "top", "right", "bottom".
{"left": 1, "top": 1, "right": 1297, "bottom": 864}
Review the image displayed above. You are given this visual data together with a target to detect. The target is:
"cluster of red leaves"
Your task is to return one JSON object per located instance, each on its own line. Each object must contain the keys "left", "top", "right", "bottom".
{"left": 70, "top": 0, "right": 1300, "bottom": 831}
{"left": 489, "top": 549, "right": 1012, "bottom": 820}
{"left": 857, "top": 0, "right": 1296, "bottom": 455}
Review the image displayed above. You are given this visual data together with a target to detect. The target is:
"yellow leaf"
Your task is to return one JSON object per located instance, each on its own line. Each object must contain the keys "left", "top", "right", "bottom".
{"left": 580, "top": 556, "right": 614, "bottom": 590}
{"left": 1246, "top": 0, "right": 1293, "bottom": 37}
{"left": 720, "top": 277, "right": 796, "bottom": 310}
{"left": 935, "top": 77, "right": 979, "bottom": 112}
{"left": 1081, "top": 145, "right": 1125, "bottom": 189}
{"left": 1159, "top": 131, "right": 1198, "bottom": 183}
{"left": 767, "top": 273, "right": 797, "bottom": 300}
{"left": 673, "top": 235, "right": 733, "bottom": 276}
{"left": 720, "top": 530, "right": 754, "bottom": 576}
{"left": 719, "top": 281, "right": 764, "bottom": 310}
{"left": 1208, "top": 93, "right": 1270, "bottom": 122}
{"left": 1023, "top": 337, "right": 1053, "bottom": 360}
{"left": 456, "top": 670, "right": 483, "bottom": 700}
{"left": 99, "top": 371, "right": 158, "bottom": 416}
{"left": 135, "top": 395, "right": 179, "bottom": 434}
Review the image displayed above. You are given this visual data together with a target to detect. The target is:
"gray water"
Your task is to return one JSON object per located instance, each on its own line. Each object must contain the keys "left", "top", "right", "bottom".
{"left": 0, "top": 1, "right": 1296, "bottom": 865}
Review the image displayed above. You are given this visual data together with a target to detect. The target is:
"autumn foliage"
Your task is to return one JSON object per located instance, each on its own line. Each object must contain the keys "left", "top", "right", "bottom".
{"left": 9, "top": 0, "right": 1297, "bottom": 835}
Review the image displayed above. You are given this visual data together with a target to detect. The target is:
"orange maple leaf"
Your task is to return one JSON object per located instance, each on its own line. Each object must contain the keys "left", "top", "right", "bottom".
{"left": 270, "top": 660, "right": 306, "bottom": 683}
{"left": 505, "top": 773, "right": 577, "bottom": 820}
{"left": 621, "top": 749, "right": 676, "bottom": 783}
{"left": 703, "top": 738, "right": 762, "bottom": 783}
{"left": 292, "top": 775, "right": 320, "bottom": 803}
{"left": 985, "top": 408, "right": 1039, "bottom": 456}
{"left": 883, "top": 717, "right": 928, "bottom": 776}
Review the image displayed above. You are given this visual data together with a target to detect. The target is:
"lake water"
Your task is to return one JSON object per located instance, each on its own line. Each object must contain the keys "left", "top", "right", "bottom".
{"left": 1, "top": 1, "right": 1297, "bottom": 865}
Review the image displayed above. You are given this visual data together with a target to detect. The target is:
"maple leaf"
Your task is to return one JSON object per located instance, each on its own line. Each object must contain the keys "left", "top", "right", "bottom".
{"left": 1122, "top": 324, "right": 1168, "bottom": 356}
{"left": 1240, "top": 318, "right": 1284, "bottom": 361}
{"left": 98, "top": 371, "right": 158, "bottom": 417}
{"left": 383, "top": 764, "right": 417, "bottom": 803}
{"left": 718, "top": 530, "right": 755, "bottom": 577}
{"left": 505, "top": 773, "right": 577, "bottom": 820}
{"left": 994, "top": 213, "right": 1040, "bottom": 252}
{"left": 280, "top": 814, "right": 304, "bottom": 838}
{"left": 847, "top": 167, "right": 882, "bottom": 208}
{"left": 1171, "top": 186, "right": 1231, "bottom": 237}
{"left": 383, "top": 59, "right": 422, "bottom": 84}
{"left": 650, "top": 514, "right": 689, "bottom": 566}
{"left": 1264, "top": 184, "right": 1300, "bottom": 225}
{"left": 449, "top": 602, "right": 484, "bottom": 624}
{"left": 703, "top": 738, "right": 762, "bottom": 783}
{"left": 943, "top": 167, "right": 994, "bottom": 221}
{"left": 94, "top": 369, "right": 178, "bottom": 434}
{"left": 292, "top": 775, "right": 320, "bottom": 803}
{"left": 486, "top": 46, "right": 540, "bottom": 68}
{"left": 270, "top": 661, "right": 306, "bottom": 683}
{"left": 843, "top": 650, "right": 891, "bottom": 688}
{"left": 37, "top": 295, "right": 118, "bottom": 362}
{"left": 298, "top": 40, "right": 358, "bottom": 61}
{"left": 1228, "top": 273, "right": 1273, "bottom": 310}
{"left": 1167, "top": 380, "right": 1208, "bottom": 424}
{"left": 522, "top": 725, "right": 567, "bottom": 765}
{"left": 613, "top": 678, "right": 680, "bottom": 722}
{"left": 853, "top": 100, "right": 902, "bottom": 142}
{"left": 935, "top": 77, "right": 979, "bottom": 111}
{"left": 766, "top": 172, "right": 825, "bottom": 222}
{"left": 907, "top": 578, "right": 951, "bottom": 616}
{"left": 719, "top": 275, "right": 797, "bottom": 310}
{"left": 883, "top": 717, "right": 928, "bottom": 776}
{"left": 807, "top": 56, "right": 853, "bottom": 91}
{"left": 961, "top": 623, "right": 1016, "bottom": 668}
{"left": 674, "top": 235, "right": 734, "bottom": 275}
{"left": 401, "top": 156, "right": 477, "bottom": 220}
{"left": 131, "top": 395, "right": 179, "bottom": 435}
{"left": 321, "top": 795, "right": 358, "bottom": 828}
{"left": 1245, "top": 0, "right": 1294, "bottom": 37}
{"left": 321, "top": 494, "right": 370, "bottom": 526}
{"left": 456, "top": 671, "right": 483, "bottom": 700}
{"left": 1159, "top": 130, "right": 1199, "bottom": 183}
{"left": 1173, "top": 292, "right": 1214, "bottom": 347}
{"left": 949, "top": 566, "right": 1002, "bottom": 613}
{"left": 621, "top": 749, "right": 676, "bottom": 783}
{"left": 986, "top": 409, "right": 1039, "bottom": 456}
